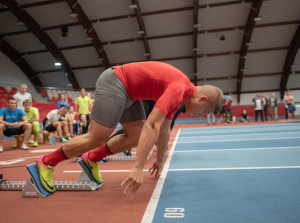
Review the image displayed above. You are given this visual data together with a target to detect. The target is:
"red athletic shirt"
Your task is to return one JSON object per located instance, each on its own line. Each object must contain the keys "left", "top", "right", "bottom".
{"left": 113, "top": 61, "right": 196, "bottom": 120}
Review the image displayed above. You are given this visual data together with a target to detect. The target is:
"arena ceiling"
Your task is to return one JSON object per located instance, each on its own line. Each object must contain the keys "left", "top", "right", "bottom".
{"left": 0, "top": 0, "right": 299, "bottom": 102}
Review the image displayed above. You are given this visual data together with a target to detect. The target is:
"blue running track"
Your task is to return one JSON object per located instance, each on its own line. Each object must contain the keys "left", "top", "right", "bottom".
{"left": 142, "top": 123, "right": 300, "bottom": 223}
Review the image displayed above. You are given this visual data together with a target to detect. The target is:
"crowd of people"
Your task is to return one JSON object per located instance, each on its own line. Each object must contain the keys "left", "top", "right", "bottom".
{"left": 0, "top": 82, "right": 297, "bottom": 153}
{"left": 211, "top": 91, "right": 296, "bottom": 125}
{"left": 0, "top": 83, "right": 94, "bottom": 152}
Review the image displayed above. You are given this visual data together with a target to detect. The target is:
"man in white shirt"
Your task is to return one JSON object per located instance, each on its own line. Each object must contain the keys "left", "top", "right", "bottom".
{"left": 13, "top": 83, "right": 32, "bottom": 109}
{"left": 42, "top": 105, "right": 69, "bottom": 143}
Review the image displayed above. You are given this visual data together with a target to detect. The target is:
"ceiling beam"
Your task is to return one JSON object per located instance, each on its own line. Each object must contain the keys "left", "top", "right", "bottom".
{"left": 192, "top": 0, "right": 199, "bottom": 86}
{"left": 279, "top": 24, "right": 300, "bottom": 99}
{"left": 0, "top": 39, "right": 42, "bottom": 92}
{"left": 236, "top": 0, "right": 264, "bottom": 103}
{"left": 64, "top": 0, "right": 110, "bottom": 69}
{"left": 33, "top": 46, "right": 289, "bottom": 74}
{"left": 0, "top": 0, "right": 79, "bottom": 89}
{"left": 2, "top": 0, "right": 265, "bottom": 37}
{"left": 130, "top": 0, "right": 151, "bottom": 60}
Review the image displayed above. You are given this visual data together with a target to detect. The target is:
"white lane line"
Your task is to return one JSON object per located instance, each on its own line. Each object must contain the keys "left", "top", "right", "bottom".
{"left": 141, "top": 129, "right": 181, "bottom": 223}
{"left": 180, "top": 126, "right": 300, "bottom": 135}
{"left": 168, "top": 166, "right": 300, "bottom": 171}
{"left": 30, "top": 149, "right": 57, "bottom": 153}
{"left": 178, "top": 131, "right": 300, "bottom": 139}
{"left": 64, "top": 170, "right": 149, "bottom": 173}
{"left": 177, "top": 136, "right": 300, "bottom": 144}
{"left": 0, "top": 156, "right": 40, "bottom": 165}
{"left": 174, "top": 146, "right": 300, "bottom": 152}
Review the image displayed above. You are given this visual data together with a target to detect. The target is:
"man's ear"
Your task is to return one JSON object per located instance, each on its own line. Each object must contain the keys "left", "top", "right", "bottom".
{"left": 199, "top": 95, "right": 208, "bottom": 102}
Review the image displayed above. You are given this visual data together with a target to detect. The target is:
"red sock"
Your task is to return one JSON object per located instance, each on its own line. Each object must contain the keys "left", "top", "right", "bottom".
{"left": 88, "top": 144, "right": 113, "bottom": 162}
{"left": 43, "top": 147, "right": 68, "bottom": 166}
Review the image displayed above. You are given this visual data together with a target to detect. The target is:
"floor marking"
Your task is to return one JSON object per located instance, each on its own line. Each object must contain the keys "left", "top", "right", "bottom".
{"left": 168, "top": 166, "right": 300, "bottom": 171}
{"left": 174, "top": 146, "right": 300, "bottom": 153}
{"left": 180, "top": 126, "right": 300, "bottom": 135}
{"left": 178, "top": 131, "right": 300, "bottom": 139}
{"left": 0, "top": 156, "right": 40, "bottom": 165}
{"left": 141, "top": 129, "right": 181, "bottom": 223}
{"left": 64, "top": 169, "right": 149, "bottom": 173}
{"left": 30, "top": 149, "right": 57, "bottom": 153}
{"left": 177, "top": 136, "right": 300, "bottom": 144}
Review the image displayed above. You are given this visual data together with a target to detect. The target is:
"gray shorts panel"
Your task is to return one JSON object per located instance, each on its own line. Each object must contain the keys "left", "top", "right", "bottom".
{"left": 91, "top": 68, "right": 146, "bottom": 129}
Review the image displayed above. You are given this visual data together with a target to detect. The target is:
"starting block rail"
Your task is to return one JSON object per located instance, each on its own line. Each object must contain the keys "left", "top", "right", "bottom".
{"left": 103, "top": 153, "right": 149, "bottom": 161}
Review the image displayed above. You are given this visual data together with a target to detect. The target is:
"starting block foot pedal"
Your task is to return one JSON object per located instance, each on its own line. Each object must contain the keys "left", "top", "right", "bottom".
{"left": 78, "top": 160, "right": 102, "bottom": 186}
{"left": 48, "top": 137, "right": 57, "bottom": 145}
{"left": 25, "top": 164, "right": 52, "bottom": 198}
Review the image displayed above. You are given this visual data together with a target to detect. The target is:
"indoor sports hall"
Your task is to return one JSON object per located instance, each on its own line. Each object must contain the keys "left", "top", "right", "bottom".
{"left": 0, "top": 0, "right": 300, "bottom": 223}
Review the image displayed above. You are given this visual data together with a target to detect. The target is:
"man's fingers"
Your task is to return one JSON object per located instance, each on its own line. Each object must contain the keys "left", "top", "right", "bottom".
{"left": 121, "top": 177, "right": 131, "bottom": 187}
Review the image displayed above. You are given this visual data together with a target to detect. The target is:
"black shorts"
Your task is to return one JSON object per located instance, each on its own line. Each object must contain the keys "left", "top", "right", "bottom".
{"left": 45, "top": 124, "right": 57, "bottom": 132}
{"left": 3, "top": 126, "right": 24, "bottom": 136}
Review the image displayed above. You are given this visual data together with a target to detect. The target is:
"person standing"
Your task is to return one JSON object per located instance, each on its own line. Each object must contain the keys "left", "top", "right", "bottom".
{"left": 224, "top": 96, "right": 233, "bottom": 123}
{"left": 252, "top": 94, "right": 264, "bottom": 122}
{"left": 269, "top": 93, "right": 278, "bottom": 121}
{"left": 75, "top": 89, "right": 92, "bottom": 131}
{"left": 13, "top": 83, "right": 32, "bottom": 110}
{"left": 261, "top": 93, "right": 268, "bottom": 121}
{"left": 284, "top": 91, "right": 296, "bottom": 119}
{"left": 207, "top": 112, "right": 215, "bottom": 125}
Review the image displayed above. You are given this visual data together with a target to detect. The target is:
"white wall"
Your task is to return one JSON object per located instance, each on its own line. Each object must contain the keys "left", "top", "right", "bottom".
{"left": 0, "top": 52, "right": 37, "bottom": 94}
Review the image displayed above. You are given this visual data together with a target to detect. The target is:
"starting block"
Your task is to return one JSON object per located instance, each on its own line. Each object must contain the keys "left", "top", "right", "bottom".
{"left": 103, "top": 152, "right": 149, "bottom": 161}
{"left": 0, "top": 163, "right": 104, "bottom": 198}
{"left": 48, "top": 137, "right": 57, "bottom": 145}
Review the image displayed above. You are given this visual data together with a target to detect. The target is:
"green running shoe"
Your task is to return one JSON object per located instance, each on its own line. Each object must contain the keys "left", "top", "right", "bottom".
{"left": 36, "top": 156, "right": 55, "bottom": 193}
{"left": 81, "top": 152, "right": 103, "bottom": 184}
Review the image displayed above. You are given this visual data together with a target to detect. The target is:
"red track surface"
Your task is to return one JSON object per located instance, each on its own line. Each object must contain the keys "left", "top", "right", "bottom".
{"left": 0, "top": 120, "right": 290, "bottom": 223}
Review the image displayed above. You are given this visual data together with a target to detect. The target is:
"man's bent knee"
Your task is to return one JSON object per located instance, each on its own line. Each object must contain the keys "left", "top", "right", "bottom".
{"left": 24, "top": 123, "right": 32, "bottom": 130}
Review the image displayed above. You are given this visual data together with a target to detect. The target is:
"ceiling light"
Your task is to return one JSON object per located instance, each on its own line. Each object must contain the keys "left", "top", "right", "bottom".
{"left": 137, "top": 30, "right": 145, "bottom": 35}
{"left": 55, "top": 62, "right": 62, "bottom": 66}
{"left": 144, "top": 53, "right": 150, "bottom": 57}
{"left": 254, "top": 16, "right": 262, "bottom": 21}
{"left": 69, "top": 12, "right": 78, "bottom": 17}
{"left": 85, "top": 36, "right": 92, "bottom": 41}
{"left": 129, "top": 4, "right": 138, "bottom": 9}
{"left": 241, "top": 68, "right": 247, "bottom": 72}
{"left": 193, "top": 24, "right": 202, "bottom": 28}
{"left": 246, "top": 42, "right": 253, "bottom": 46}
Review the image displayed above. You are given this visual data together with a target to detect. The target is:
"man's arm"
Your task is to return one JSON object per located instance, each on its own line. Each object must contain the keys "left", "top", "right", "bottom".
{"left": 42, "top": 117, "right": 48, "bottom": 130}
{"left": 149, "top": 118, "right": 172, "bottom": 177}
{"left": 33, "top": 111, "right": 40, "bottom": 123}
{"left": 19, "top": 116, "right": 28, "bottom": 127}
{"left": 0, "top": 116, "right": 11, "bottom": 126}
{"left": 121, "top": 107, "right": 166, "bottom": 194}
